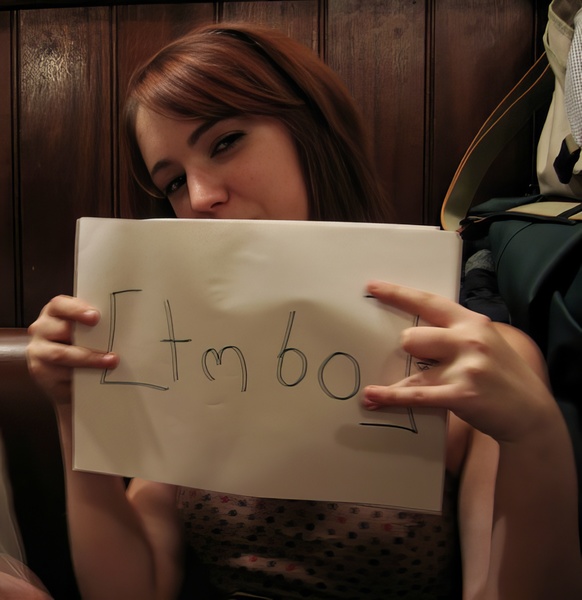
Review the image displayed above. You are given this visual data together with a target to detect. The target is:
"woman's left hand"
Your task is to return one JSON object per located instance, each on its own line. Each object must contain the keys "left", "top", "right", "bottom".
{"left": 362, "top": 280, "right": 557, "bottom": 444}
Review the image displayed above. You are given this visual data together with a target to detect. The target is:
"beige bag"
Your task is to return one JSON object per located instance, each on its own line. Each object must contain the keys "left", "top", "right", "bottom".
{"left": 537, "top": 0, "right": 582, "bottom": 198}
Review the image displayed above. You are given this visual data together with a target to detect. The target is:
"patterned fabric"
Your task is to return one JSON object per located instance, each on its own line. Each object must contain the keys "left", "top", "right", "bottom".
{"left": 565, "top": 8, "right": 582, "bottom": 147}
{"left": 176, "top": 475, "right": 461, "bottom": 599}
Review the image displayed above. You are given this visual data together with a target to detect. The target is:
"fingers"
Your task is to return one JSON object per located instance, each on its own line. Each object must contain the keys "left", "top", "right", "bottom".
{"left": 400, "top": 326, "right": 458, "bottom": 363}
{"left": 364, "top": 381, "right": 461, "bottom": 411}
{"left": 366, "top": 280, "right": 488, "bottom": 329}
{"left": 26, "top": 295, "right": 117, "bottom": 404}
{"left": 362, "top": 378, "right": 510, "bottom": 441}
{"left": 367, "top": 279, "right": 494, "bottom": 374}
{"left": 30, "top": 336, "right": 118, "bottom": 370}
{"left": 361, "top": 280, "right": 556, "bottom": 442}
{"left": 27, "top": 342, "right": 118, "bottom": 403}
{"left": 28, "top": 295, "right": 100, "bottom": 343}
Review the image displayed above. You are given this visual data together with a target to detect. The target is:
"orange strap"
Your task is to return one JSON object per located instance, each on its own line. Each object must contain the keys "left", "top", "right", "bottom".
{"left": 440, "top": 53, "right": 554, "bottom": 231}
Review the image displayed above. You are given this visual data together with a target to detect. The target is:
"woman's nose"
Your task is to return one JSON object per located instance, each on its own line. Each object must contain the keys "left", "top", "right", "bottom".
{"left": 186, "top": 171, "right": 228, "bottom": 216}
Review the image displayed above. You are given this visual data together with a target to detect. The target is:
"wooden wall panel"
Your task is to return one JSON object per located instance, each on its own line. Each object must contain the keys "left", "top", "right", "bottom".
{"left": 429, "top": 0, "right": 539, "bottom": 224}
{"left": 327, "top": 0, "right": 426, "bottom": 224}
{"left": 0, "top": 12, "right": 15, "bottom": 325}
{"left": 221, "top": 0, "right": 319, "bottom": 51}
{"left": 19, "top": 7, "right": 113, "bottom": 324}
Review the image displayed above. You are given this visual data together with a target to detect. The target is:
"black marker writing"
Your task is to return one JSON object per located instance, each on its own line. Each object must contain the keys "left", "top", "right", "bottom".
{"left": 99, "top": 290, "right": 419, "bottom": 434}
{"left": 101, "top": 289, "right": 169, "bottom": 391}
{"left": 277, "top": 310, "right": 308, "bottom": 387}
{"left": 318, "top": 352, "right": 361, "bottom": 400}
{"left": 160, "top": 299, "right": 192, "bottom": 382}
{"left": 277, "top": 311, "right": 361, "bottom": 400}
{"left": 358, "top": 296, "right": 419, "bottom": 433}
{"left": 202, "top": 346, "right": 248, "bottom": 392}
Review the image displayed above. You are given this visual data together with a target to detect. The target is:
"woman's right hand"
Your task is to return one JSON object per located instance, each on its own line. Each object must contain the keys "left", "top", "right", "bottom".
{"left": 26, "top": 295, "right": 119, "bottom": 405}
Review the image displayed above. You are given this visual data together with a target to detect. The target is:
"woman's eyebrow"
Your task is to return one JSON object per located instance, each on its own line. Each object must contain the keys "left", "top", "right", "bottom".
{"left": 187, "top": 118, "right": 220, "bottom": 147}
{"left": 150, "top": 119, "right": 221, "bottom": 178}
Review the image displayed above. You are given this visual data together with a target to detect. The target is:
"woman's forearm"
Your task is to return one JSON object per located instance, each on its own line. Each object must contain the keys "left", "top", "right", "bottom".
{"left": 487, "top": 406, "right": 582, "bottom": 600}
{"left": 54, "top": 404, "right": 163, "bottom": 600}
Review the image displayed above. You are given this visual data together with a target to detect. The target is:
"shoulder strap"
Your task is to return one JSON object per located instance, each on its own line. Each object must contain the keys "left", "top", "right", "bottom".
{"left": 441, "top": 53, "right": 554, "bottom": 231}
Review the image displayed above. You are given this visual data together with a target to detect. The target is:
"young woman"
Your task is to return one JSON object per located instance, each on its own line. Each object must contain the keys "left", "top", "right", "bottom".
{"left": 26, "top": 22, "right": 581, "bottom": 600}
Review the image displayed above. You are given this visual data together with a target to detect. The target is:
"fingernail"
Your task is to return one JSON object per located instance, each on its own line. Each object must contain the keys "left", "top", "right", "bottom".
{"left": 364, "top": 385, "right": 381, "bottom": 400}
{"left": 363, "top": 398, "right": 381, "bottom": 410}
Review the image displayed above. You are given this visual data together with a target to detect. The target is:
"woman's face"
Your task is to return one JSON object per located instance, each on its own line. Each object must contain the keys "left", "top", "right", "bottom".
{"left": 135, "top": 107, "right": 309, "bottom": 220}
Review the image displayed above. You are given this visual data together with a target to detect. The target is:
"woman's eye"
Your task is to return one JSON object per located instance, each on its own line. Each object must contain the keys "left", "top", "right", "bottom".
{"left": 164, "top": 175, "right": 186, "bottom": 197}
{"left": 211, "top": 132, "right": 245, "bottom": 157}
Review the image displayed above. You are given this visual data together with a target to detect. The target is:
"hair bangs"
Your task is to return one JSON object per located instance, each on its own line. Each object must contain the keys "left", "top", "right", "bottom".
{"left": 131, "top": 41, "right": 302, "bottom": 124}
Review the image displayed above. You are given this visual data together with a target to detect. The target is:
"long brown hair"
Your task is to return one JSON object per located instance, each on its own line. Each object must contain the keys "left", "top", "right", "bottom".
{"left": 123, "top": 22, "right": 393, "bottom": 223}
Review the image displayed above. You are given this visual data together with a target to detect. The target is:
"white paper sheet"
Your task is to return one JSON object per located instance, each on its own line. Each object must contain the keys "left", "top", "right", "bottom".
{"left": 73, "top": 218, "right": 461, "bottom": 513}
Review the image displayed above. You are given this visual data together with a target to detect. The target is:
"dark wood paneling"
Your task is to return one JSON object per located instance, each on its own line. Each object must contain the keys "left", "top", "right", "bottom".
{"left": 327, "top": 0, "right": 426, "bottom": 225}
{"left": 1, "top": 0, "right": 167, "bottom": 7}
{"left": 430, "top": 0, "right": 539, "bottom": 224}
{"left": 19, "top": 7, "right": 113, "bottom": 324}
{"left": 0, "top": 12, "right": 15, "bottom": 326}
{"left": 221, "top": 0, "right": 319, "bottom": 50}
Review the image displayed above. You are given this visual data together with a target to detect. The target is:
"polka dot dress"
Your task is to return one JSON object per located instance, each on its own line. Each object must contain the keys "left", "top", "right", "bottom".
{"left": 176, "top": 476, "right": 461, "bottom": 599}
